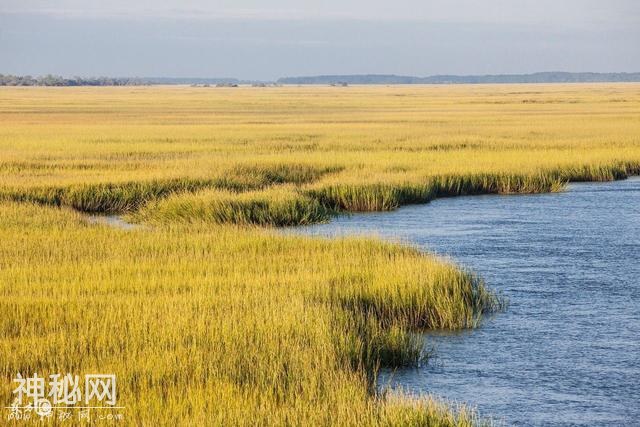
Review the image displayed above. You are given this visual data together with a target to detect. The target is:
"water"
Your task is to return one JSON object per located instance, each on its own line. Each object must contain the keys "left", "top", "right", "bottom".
{"left": 292, "top": 178, "right": 640, "bottom": 426}
{"left": 86, "top": 215, "right": 141, "bottom": 230}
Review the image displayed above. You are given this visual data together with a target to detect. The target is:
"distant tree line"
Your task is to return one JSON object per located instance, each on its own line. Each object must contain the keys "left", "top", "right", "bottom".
{"left": 0, "top": 75, "right": 266, "bottom": 86}
{"left": 4, "top": 72, "right": 640, "bottom": 87}
{"left": 278, "top": 72, "right": 640, "bottom": 85}
{"left": 0, "top": 74, "right": 147, "bottom": 86}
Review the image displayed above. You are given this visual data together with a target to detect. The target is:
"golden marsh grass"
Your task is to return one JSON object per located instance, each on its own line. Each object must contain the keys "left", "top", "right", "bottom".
{"left": 1, "top": 84, "right": 639, "bottom": 425}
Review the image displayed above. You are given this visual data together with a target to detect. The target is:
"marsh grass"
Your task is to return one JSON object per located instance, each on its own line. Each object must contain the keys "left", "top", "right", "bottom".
{"left": 231, "top": 162, "right": 344, "bottom": 186}
{"left": 551, "top": 161, "right": 640, "bottom": 183}
{"left": 3, "top": 163, "right": 637, "bottom": 221}
{"left": 0, "top": 178, "right": 215, "bottom": 212}
{"left": 0, "top": 163, "right": 342, "bottom": 214}
{"left": 1, "top": 84, "right": 639, "bottom": 425}
{"left": 304, "top": 172, "right": 569, "bottom": 213}
{"left": 22, "top": 163, "right": 634, "bottom": 226}
{"left": 0, "top": 203, "right": 495, "bottom": 425}
{"left": 138, "top": 186, "right": 333, "bottom": 226}
{"left": 378, "top": 393, "right": 484, "bottom": 427}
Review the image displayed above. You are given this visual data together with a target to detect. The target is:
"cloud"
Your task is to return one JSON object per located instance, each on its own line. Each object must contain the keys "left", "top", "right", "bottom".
{"left": 1, "top": 0, "right": 637, "bottom": 27}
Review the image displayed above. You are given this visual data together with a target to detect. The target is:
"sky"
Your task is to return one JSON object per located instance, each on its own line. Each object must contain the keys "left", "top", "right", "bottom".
{"left": 0, "top": 0, "right": 638, "bottom": 80}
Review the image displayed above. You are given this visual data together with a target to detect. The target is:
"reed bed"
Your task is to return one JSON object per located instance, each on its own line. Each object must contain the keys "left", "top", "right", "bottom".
{"left": 1, "top": 84, "right": 639, "bottom": 425}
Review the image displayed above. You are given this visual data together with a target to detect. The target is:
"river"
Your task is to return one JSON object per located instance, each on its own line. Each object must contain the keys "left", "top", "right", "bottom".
{"left": 292, "top": 177, "right": 640, "bottom": 426}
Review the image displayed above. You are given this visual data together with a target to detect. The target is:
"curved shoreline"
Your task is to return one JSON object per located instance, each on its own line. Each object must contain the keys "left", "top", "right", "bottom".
{"left": 323, "top": 176, "right": 640, "bottom": 425}
{"left": 88, "top": 172, "right": 639, "bottom": 231}
{"left": 74, "top": 174, "right": 637, "bottom": 424}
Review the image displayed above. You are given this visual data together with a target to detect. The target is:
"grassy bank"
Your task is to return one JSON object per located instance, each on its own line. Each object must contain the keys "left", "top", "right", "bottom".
{"left": 1, "top": 84, "right": 640, "bottom": 424}
{"left": 3, "top": 162, "right": 638, "bottom": 226}
{"left": 0, "top": 202, "right": 494, "bottom": 425}
{"left": 135, "top": 162, "right": 637, "bottom": 226}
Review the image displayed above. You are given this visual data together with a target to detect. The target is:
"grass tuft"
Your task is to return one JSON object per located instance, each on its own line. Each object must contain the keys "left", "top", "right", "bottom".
{"left": 138, "top": 186, "right": 333, "bottom": 226}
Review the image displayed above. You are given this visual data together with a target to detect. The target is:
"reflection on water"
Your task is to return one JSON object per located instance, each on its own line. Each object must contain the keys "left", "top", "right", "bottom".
{"left": 292, "top": 178, "right": 640, "bottom": 426}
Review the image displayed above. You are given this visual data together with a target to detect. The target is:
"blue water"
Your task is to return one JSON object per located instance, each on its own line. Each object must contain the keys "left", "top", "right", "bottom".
{"left": 293, "top": 178, "right": 640, "bottom": 426}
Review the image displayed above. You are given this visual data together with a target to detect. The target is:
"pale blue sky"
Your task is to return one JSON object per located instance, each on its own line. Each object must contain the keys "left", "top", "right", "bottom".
{"left": 1, "top": 0, "right": 638, "bottom": 79}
